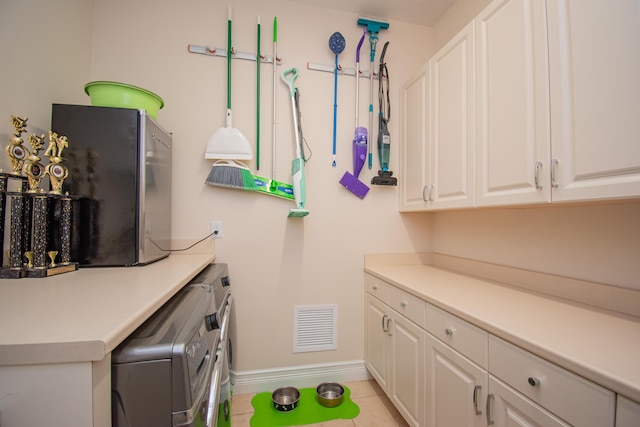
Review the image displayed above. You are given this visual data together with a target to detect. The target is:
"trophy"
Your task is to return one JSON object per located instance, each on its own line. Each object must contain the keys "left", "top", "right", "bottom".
{"left": 1, "top": 115, "right": 78, "bottom": 278}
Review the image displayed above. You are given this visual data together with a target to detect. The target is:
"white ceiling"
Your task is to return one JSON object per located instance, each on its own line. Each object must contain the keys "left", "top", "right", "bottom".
{"left": 286, "top": 0, "right": 457, "bottom": 26}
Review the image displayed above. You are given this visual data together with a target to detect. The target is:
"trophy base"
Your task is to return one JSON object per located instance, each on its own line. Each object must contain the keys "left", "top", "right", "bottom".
{"left": 0, "top": 268, "right": 27, "bottom": 279}
{"left": 25, "top": 263, "right": 79, "bottom": 278}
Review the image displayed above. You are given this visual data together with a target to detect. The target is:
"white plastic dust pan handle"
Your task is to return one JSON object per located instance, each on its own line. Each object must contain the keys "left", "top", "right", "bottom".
{"left": 205, "top": 109, "right": 253, "bottom": 160}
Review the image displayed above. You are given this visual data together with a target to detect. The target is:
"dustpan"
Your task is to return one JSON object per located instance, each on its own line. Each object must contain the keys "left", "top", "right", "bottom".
{"left": 205, "top": 5, "right": 253, "bottom": 160}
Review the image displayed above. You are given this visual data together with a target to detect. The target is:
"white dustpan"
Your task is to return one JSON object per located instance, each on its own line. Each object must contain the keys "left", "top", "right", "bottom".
{"left": 205, "top": 108, "right": 252, "bottom": 159}
{"left": 205, "top": 6, "right": 253, "bottom": 161}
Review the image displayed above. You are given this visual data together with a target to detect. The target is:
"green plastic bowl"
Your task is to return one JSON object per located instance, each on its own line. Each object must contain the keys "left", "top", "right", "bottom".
{"left": 84, "top": 81, "right": 164, "bottom": 119}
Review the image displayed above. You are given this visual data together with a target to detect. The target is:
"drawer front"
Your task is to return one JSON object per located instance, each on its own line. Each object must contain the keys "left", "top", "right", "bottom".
{"left": 489, "top": 335, "right": 615, "bottom": 427}
{"left": 426, "top": 304, "right": 488, "bottom": 368}
{"left": 388, "top": 286, "right": 426, "bottom": 329}
{"left": 364, "top": 274, "right": 390, "bottom": 304}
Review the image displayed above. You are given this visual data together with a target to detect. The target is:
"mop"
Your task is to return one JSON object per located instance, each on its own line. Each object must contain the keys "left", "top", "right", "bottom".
{"left": 329, "top": 32, "right": 345, "bottom": 167}
{"left": 282, "top": 67, "right": 310, "bottom": 217}
{"left": 357, "top": 17, "right": 389, "bottom": 170}
{"left": 371, "top": 41, "right": 397, "bottom": 186}
{"left": 339, "top": 29, "right": 369, "bottom": 199}
{"left": 253, "top": 17, "right": 296, "bottom": 200}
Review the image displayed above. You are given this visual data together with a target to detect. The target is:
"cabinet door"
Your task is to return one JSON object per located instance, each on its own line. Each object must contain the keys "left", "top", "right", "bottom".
{"left": 426, "top": 333, "right": 487, "bottom": 427}
{"left": 365, "top": 294, "right": 390, "bottom": 391}
{"left": 429, "top": 21, "right": 476, "bottom": 210}
{"left": 488, "top": 376, "right": 571, "bottom": 426}
{"left": 399, "top": 63, "right": 430, "bottom": 211}
{"left": 616, "top": 396, "right": 640, "bottom": 427}
{"left": 389, "top": 311, "right": 425, "bottom": 427}
{"left": 475, "top": 0, "right": 551, "bottom": 206}
{"left": 547, "top": 0, "right": 640, "bottom": 202}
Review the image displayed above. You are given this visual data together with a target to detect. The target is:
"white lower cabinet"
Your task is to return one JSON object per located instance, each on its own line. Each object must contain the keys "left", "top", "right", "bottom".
{"left": 365, "top": 275, "right": 625, "bottom": 427}
{"left": 389, "top": 308, "right": 425, "bottom": 426}
{"left": 487, "top": 375, "right": 570, "bottom": 426}
{"left": 365, "top": 293, "right": 390, "bottom": 391}
{"left": 426, "top": 333, "right": 487, "bottom": 427}
{"left": 616, "top": 396, "right": 640, "bottom": 427}
{"left": 489, "top": 335, "right": 615, "bottom": 427}
{"left": 364, "top": 287, "right": 425, "bottom": 427}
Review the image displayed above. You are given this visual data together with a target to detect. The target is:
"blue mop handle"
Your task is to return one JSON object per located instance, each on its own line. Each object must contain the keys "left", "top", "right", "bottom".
{"left": 367, "top": 34, "right": 378, "bottom": 169}
{"left": 332, "top": 53, "right": 338, "bottom": 167}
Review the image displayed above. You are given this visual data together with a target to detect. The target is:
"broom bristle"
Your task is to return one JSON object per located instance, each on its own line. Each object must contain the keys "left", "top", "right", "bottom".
{"left": 205, "top": 161, "right": 258, "bottom": 191}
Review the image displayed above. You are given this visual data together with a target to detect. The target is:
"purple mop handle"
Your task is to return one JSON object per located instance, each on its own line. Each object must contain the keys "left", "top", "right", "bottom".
{"left": 354, "top": 127, "right": 368, "bottom": 177}
{"left": 356, "top": 29, "right": 366, "bottom": 63}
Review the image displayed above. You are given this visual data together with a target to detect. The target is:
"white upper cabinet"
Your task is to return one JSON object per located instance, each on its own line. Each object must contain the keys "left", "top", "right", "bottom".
{"left": 400, "top": 0, "right": 640, "bottom": 211}
{"left": 399, "top": 63, "right": 430, "bottom": 211}
{"left": 475, "top": 0, "right": 551, "bottom": 206}
{"left": 429, "top": 21, "right": 476, "bottom": 210}
{"left": 547, "top": 0, "right": 640, "bottom": 202}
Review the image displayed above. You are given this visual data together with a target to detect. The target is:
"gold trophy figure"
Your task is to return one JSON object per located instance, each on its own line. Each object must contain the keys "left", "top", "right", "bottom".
{"left": 22, "top": 133, "right": 46, "bottom": 192}
{"left": 7, "top": 116, "right": 30, "bottom": 175}
{"left": 45, "top": 132, "right": 69, "bottom": 194}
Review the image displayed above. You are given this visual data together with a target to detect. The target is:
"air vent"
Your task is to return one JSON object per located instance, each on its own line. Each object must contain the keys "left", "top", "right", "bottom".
{"left": 293, "top": 305, "right": 337, "bottom": 353}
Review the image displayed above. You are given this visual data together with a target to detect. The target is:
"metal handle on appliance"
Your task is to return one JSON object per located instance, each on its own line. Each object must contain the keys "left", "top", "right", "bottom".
{"left": 534, "top": 161, "right": 543, "bottom": 190}
{"left": 218, "top": 295, "right": 234, "bottom": 343}
{"left": 473, "top": 385, "right": 482, "bottom": 415}
{"left": 551, "top": 159, "right": 559, "bottom": 188}
{"left": 205, "top": 299, "right": 232, "bottom": 427}
{"left": 486, "top": 393, "right": 495, "bottom": 425}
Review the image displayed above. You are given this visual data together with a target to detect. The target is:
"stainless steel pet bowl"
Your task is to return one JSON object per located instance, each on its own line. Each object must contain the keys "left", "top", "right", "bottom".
{"left": 272, "top": 386, "right": 300, "bottom": 412}
{"left": 316, "top": 382, "right": 345, "bottom": 407}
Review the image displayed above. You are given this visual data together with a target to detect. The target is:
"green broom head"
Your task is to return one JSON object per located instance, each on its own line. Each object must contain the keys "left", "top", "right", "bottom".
{"left": 205, "top": 160, "right": 258, "bottom": 191}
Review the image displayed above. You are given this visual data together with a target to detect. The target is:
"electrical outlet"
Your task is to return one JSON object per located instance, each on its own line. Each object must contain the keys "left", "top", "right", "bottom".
{"left": 210, "top": 220, "right": 223, "bottom": 239}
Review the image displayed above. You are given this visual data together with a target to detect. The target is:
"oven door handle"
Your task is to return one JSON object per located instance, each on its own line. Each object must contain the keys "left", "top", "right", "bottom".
{"left": 205, "top": 296, "right": 232, "bottom": 427}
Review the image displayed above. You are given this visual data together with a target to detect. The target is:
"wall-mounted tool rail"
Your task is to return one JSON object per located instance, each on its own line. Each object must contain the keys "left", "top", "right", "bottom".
{"left": 307, "top": 62, "right": 379, "bottom": 79}
{"left": 188, "top": 44, "right": 282, "bottom": 64}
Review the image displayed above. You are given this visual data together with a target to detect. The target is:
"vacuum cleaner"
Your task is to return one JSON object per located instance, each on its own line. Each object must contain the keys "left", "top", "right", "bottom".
{"left": 371, "top": 41, "right": 397, "bottom": 186}
{"left": 281, "top": 67, "right": 310, "bottom": 217}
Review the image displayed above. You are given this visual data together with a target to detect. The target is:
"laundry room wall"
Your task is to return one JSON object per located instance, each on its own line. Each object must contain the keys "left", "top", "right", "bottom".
{"left": 0, "top": 0, "right": 93, "bottom": 172}
{"left": 86, "top": 0, "right": 434, "bottom": 374}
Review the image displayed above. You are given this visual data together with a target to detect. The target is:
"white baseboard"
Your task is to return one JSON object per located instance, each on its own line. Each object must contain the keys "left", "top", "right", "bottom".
{"left": 230, "top": 360, "right": 372, "bottom": 395}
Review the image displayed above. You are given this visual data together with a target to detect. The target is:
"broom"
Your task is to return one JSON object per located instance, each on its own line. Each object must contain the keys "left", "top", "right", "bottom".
{"left": 205, "top": 6, "right": 255, "bottom": 191}
{"left": 206, "top": 160, "right": 258, "bottom": 191}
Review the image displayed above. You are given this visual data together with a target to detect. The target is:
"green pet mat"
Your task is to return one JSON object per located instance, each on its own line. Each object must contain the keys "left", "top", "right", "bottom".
{"left": 250, "top": 385, "right": 360, "bottom": 427}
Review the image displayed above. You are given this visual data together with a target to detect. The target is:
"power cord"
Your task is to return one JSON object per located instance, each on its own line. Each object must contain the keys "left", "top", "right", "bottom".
{"left": 147, "top": 229, "right": 219, "bottom": 252}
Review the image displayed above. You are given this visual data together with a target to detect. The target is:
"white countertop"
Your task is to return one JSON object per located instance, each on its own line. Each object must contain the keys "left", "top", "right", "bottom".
{"left": 0, "top": 253, "right": 215, "bottom": 366}
{"left": 365, "top": 263, "right": 640, "bottom": 403}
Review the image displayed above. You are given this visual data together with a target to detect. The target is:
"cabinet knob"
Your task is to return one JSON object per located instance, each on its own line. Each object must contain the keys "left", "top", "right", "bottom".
{"left": 400, "top": 301, "right": 407, "bottom": 308}
{"left": 445, "top": 328, "right": 454, "bottom": 336}
{"left": 372, "top": 285, "right": 378, "bottom": 291}
{"left": 528, "top": 377, "right": 541, "bottom": 387}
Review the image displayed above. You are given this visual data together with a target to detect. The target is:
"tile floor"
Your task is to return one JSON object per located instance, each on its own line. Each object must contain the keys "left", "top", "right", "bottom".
{"left": 230, "top": 380, "right": 410, "bottom": 427}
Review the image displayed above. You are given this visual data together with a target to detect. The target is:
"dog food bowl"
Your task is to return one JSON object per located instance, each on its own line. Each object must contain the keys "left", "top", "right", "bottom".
{"left": 316, "top": 382, "right": 344, "bottom": 407}
{"left": 272, "top": 386, "right": 300, "bottom": 412}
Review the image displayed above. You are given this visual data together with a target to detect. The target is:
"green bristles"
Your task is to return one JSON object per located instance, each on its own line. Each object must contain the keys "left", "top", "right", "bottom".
{"left": 205, "top": 160, "right": 258, "bottom": 191}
